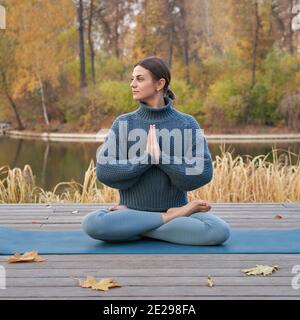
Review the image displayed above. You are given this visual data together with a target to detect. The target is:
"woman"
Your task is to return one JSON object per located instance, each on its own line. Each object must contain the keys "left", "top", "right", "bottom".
{"left": 82, "top": 56, "right": 231, "bottom": 245}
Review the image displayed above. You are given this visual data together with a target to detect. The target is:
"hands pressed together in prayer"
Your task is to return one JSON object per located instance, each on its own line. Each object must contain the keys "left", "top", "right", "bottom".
{"left": 146, "top": 124, "right": 160, "bottom": 163}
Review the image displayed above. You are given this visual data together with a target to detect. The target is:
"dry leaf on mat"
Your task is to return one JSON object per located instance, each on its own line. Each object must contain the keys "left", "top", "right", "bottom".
{"left": 8, "top": 251, "right": 46, "bottom": 263}
{"left": 242, "top": 264, "right": 279, "bottom": 276}
{"left": 273, "top": 214, "right": 283, "bottom": 219}
{"left": 207, "top": 275, "right": 214, "bottom": 287}
{"left": 79, "top": 276, "right": 121, "bottom": 291}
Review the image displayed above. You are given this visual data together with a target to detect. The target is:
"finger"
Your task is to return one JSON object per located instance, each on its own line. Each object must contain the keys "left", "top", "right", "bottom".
{"left": 201, "top": 201, "right": 207, "bottom": 206}
{"left": 150, "top": 125, "right": 153, "bottom": 152}
{"left": 152, "top": 125, "right": 157, "bottom": 146}
{"left": 146, "top": 126, "right": 151, "bottom": 153}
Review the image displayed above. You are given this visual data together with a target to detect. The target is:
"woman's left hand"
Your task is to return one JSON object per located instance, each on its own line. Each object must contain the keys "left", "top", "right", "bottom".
{"left": 147, "top": 124, "right": 160, "bottom": 163}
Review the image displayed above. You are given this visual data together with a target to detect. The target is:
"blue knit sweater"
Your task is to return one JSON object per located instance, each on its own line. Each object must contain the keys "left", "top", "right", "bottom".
{"left": 96, "top": 96, "right": 213, "bottom": 212}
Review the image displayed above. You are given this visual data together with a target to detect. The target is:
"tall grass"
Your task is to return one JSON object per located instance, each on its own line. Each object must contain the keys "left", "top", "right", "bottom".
{"left": 189, "top": 146, "right": 300, "bottom": 203}
{"left": 0, "top": 147, "right": 299, "bottom": 204}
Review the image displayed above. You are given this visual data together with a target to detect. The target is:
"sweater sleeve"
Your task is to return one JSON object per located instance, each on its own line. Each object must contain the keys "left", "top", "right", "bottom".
{"left": 157, "top": 116, "right": 213, "bottom": 191}
{"left": 96, "top": 115, "right": 152, "bottom": 190}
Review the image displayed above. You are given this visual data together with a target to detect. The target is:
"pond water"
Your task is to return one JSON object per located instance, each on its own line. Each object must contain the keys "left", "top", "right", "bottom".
{"left": 0, "top": 136, "right": 299, "bottom": 192}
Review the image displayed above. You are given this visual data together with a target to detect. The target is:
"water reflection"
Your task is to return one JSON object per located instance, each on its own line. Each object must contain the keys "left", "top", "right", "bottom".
{"left": 0, "top": 136, "right": 299, "bottom": 191}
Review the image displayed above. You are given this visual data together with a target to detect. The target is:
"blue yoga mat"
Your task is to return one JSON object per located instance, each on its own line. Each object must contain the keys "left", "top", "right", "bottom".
{"left": 0, "top": 226, "right": 300, "bottom": 254}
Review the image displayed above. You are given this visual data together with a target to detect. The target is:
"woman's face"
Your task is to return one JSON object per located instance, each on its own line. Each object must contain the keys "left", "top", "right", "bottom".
{"left": 130, "top": 65, "right": 165, "bottom": 101}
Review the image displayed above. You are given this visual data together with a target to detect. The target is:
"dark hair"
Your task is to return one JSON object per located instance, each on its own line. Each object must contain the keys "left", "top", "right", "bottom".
{"left": 134, "top": 56, "right": 176, "bottom": 101}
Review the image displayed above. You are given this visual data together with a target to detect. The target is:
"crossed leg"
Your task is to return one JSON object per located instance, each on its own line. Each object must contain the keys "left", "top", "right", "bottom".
{"left": 82, "top": 207, "right": 231, "bottom": 246}
{"left": 140, "top": 212, "right": 231, "bottom": 245}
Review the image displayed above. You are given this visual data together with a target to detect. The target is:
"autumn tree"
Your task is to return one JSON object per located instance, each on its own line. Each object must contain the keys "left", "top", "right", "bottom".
{"left": 5, "top": 0, "right": 75, "bottom": 127}
{"left": 0, "top": 35, "right": 25, "bottom": 129}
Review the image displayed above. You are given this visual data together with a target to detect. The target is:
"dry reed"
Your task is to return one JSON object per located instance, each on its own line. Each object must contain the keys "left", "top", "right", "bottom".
{"left": 0, "top": 147, "right": 299, "bottom": 204}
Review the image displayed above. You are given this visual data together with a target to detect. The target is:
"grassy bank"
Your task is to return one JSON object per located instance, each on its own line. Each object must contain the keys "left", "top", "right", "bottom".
{"left": 0, "top": 148, "right": 299, "bottom": 204}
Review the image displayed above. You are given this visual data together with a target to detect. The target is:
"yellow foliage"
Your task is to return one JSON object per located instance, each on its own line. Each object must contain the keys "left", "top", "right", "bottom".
{"left": 79, "top": 276, "right": 121, "bottom": 291}
{"left": 242, "top": 265, "right": 279, "bottom": 276}
{"left": 8, "top": 251, "right": 46, "bottom": 263}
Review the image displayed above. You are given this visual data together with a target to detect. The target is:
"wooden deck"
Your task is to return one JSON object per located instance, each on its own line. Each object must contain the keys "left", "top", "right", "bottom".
{"left": 0, "top": 202, "right": 300, "bottom": 300}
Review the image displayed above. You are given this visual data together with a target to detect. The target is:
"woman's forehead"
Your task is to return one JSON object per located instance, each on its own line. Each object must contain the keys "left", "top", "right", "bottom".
{"left": 132, "top": 65, "right": 149, "bottom": 76}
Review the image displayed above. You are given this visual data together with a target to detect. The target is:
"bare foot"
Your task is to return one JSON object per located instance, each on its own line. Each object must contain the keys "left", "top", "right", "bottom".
{"left": 107, "top": 204, "right": 128, "bottom": 211}
{"left": 166, "top": 200, "right": 211, "bottom": 218}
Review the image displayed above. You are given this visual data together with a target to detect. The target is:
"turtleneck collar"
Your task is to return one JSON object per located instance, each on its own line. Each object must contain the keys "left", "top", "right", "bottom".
{"left": 135, "top": 96, "right": 176, "bottom": 121}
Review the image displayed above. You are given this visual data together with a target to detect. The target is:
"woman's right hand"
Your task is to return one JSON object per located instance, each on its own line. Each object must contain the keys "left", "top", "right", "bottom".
{"left": 146, "top": 124, "right": 160, "bottom": 162}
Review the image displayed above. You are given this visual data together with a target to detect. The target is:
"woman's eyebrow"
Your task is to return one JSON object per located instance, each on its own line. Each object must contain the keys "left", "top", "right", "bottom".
{"left": 131, "top": 74, "right": 144, "bottom": 77}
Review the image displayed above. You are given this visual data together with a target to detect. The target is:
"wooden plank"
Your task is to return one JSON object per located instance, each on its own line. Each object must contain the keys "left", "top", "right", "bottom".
{"left": 0, "top": 215, "right": 52, "bottom": 218}
{"left": 0, "top": 260, "right": 296, "bottom": 269}
{"left": 0, "top": 203, "right": 288, "bottom": 208}
{"left": 1, "top": 223, "right": 297, "bottom": 229}
{"left": 1, "top": 212, "right": 299, "bottom": 219}
{"left": 44, "top": 217, "right": 299, "bottom": 223}
{"left": 0, "top": 296, "right": 298, "bottom": 300}
{"left": 0, "top": 296, "right": 299, "bottom": 300}
{"left": 0, "top": 268, "right": 297, "bottom": 277}
{"left": 37, "top": 221, "right": 300, "bottom": 226}
{"left": 0, "top": 203, "right": 300, "bottom": 213}
{"left": 0, "top": 203, "right": 292, "bottom": 208}
{"left": 2, "top": 213, "right": 299, "bottom": 218}
{"left": 50, "top": 206, "right": 288, "bottom": 211}
{"left": 0, "top": 208, "right": 293, "bottom": 214}
{"left": 2, "top": 253, "right": 300, "bottom": 262}
{"left": 0, "top": 219, "right": 48, "bottom": 223}
{"left": 2, "top": 276, "right": 295, "bottom": 286}
{"left": 0, "top": 286, "right": 299, "bottom": 298}
{"left": 0, "top": 224, "right": 43, "bottom": 229}
{"left": 36, "top": 224, "right": 299, "bottom": 230}
{"left": 44, "top": 215, "right": 300, "bottom": 222}
{"left": 282, "top": 203, "right": 300, "bottom": 208}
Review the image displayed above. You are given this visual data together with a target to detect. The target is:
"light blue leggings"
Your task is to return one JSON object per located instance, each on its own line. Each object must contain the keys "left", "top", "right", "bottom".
{"left": 81, "top": 208, "right": 231, "bottom": 246}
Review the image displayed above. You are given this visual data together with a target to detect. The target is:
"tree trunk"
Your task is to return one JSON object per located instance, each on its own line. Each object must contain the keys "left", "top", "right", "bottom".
{"left": 114, "top": 0, "right": 120, "bottom": 58}
{"left": 251, "top": 0, "right": 260, "bottom": 88}
{"left": 1, "top": 71, "right": 25, "bottom": 130}
{"left": 288, "top": 0, "right": 294, "bottom": 55}
{"left": 88, "top": 0, "right": 95, "bottom": 84}
{"left": 41, "top": 142, "right": 50, "bottom": 188}
{"left": 178, "top": 0, "right": 190, "bottom": 84}
{"left": 204, "top": 0, "right": 212, "bottom": 49}
{"left": 77, "top": 0, "right": 86, "bottom": 88}
{"left": 37, "top": 76, "right": 50, "bottom": 127}
{"left": 167, "top": 0, "right": 175, "bottom": 68}
{"left": 6, "top": 92, "right": 25, "bottom": 130}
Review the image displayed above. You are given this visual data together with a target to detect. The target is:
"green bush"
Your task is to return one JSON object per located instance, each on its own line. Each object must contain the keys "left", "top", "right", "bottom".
{"left": 203, "top": 77, "right": 248, "bottom": 126}
{"left": 250, "top": 82, "right": 280, "bottom": 124}
{"left": 250, "top": 45, "right": 300, "bottom": 125}
{"left": 171, "top": 79, "right": 204, "bottom": 118}
{"left": 97, "top": 81, "right": 134, "bottom": 114}
{"left": 58, "top": 93, "right": 88, "bottom": 123}
{"left": 95, "top": 53, "right": 128, "bottom": 81}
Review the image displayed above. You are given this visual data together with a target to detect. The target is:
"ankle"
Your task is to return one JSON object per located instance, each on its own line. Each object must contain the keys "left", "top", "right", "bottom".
{"left": 161, "top": 211, "right": 177, "bottom": 224}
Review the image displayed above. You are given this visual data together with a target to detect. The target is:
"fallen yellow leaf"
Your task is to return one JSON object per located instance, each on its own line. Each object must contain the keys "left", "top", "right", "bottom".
{"left": 242, "top": 264, "right": 279, "bottom": 276}
{"left": 79, "top": 276, "right": 121, "bottom": 291}
{"left": 273, "top": 214, "right": 282, "bottom": 219}
{"left": 8, "top": 251, "right": 46, "bottom": 263}
{"left": 207, "top": 275, "right": 214, "bottom": 287}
